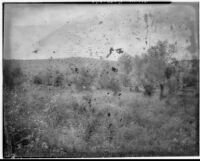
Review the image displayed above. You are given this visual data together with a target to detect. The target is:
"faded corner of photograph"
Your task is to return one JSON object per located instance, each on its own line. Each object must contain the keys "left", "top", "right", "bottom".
{"left": 3, "top": 2, "right": 199, "bottom": 158}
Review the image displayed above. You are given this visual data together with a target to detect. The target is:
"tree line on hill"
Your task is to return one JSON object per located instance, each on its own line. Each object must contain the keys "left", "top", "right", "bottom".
{"left": 4, "top": 40, "right": 199, "bottom": 99}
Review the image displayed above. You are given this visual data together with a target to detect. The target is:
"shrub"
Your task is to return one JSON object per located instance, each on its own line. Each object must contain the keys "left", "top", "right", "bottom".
{"left": 45, "top": 71, "right": 54, "bottom": 86}
{"left": 3, "top": 61, "right": 24, "bottom": 89}
{"left": 108, "top": 77, "right": 121, "bottom": 95}
{"left": 98, "top": 67, "right": 121, "bottom": 95}
{"left": 143, "top": 84, "right": 154, "bottom": 96}
{"left": 74, "top": 67, "right": 96, "bottom": 91}
{"left": 33, "top": 70, "right": 65, "bottom": 87}
{"left": 118, "top": 54, "right": 134, "bottom": 75}
{"left": 54, "top": 71, "right": 64, "bottom": 87}
{"left": 33, "top": 75, "right": 43, "bottom": 85}
{"left": 119, "top": 73, "right": 132, "bottom": 87}
{"left": 182, "top": 74, "right": 197, "bottom": 88}
{"left": 166, "top": 76, "right": 178, "bottom": 94}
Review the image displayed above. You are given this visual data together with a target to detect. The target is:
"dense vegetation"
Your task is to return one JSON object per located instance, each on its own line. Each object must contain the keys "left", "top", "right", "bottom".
{"left": 3, "top": 40, "right": 199, "bottom": 157}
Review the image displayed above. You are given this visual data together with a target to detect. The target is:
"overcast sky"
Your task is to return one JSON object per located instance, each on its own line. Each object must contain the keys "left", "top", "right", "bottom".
{"left": 4, "top": 3, "right": 198, "bottom": 61}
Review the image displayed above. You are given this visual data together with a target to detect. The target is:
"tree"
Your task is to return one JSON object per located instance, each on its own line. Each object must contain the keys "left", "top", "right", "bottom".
{"left": 119, "top": 73, "right": 132, "bottom": 87}
{"left": 98, "top": 62, "right": 121, "bottom": 95}
{"left": 130, "top": 55, "right": 146, "bottom": 91}
{"left": 118, "top": 53, "right": 135, "bottom": 90}
{"left": 118, "top": 54, "right": 134, "bottom": 75}
{"left": 142, "top": 40, "right": 176, "bottom": 99}
{"left": 74, "top": 66, "right": 96, "bottom": 91}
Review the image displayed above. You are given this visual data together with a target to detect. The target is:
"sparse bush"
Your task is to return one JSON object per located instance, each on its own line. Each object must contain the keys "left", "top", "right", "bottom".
{"left": 33, "top": 70, "right": 65, "bottom": 87}
{"left": 45, "top": 71, "right": 54, "bottom": 86}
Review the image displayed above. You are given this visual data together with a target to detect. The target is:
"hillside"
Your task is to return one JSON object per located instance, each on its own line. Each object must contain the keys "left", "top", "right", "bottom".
{"left": 4, "top": 57, "right": 198, "bottom": 76}
{"left": 3, "top": 57, "right": 119, "bottom": 77}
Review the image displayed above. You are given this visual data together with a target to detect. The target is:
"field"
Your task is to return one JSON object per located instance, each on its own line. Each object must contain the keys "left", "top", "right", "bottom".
{"left": 3, "top": 3, "right": 199, "bottom": 158}
{"left": 3, "top": 57, "right": 199, "bottom": 157}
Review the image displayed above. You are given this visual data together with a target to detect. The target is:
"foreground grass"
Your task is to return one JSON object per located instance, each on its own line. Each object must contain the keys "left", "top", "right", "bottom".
{"left": 3, "top": 84, "right": 198, "bottom": 158}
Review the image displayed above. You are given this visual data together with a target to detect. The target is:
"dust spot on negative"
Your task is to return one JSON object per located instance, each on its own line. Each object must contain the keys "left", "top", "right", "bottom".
{"left": 33, "top": 49, "right": 39, "bottom": 54}
{"left": 75, "top": 68, "right": 79, "bottom": 73}
{"left": 112, "top": 67, "right": 118, "bottom": 72}
{"left": 136, "top": 37, "right": 141, "bottom": 41}
{"left": 170, "top": 25, "right": 173, "bottom": 31}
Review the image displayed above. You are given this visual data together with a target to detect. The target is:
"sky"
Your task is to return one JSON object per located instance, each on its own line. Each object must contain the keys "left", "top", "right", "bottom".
{"left": 4, "top": 3, "right": 199, "bottom": 61}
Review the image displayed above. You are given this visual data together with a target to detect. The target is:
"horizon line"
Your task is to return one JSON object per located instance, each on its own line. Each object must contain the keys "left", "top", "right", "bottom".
{"left": 3, "top": 56, "right": 119, "bottom": 61}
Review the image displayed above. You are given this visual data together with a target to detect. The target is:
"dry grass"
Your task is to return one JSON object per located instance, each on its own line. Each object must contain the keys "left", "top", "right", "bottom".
{"left": 3, "top": 83, "right": 198, "bottom": 157}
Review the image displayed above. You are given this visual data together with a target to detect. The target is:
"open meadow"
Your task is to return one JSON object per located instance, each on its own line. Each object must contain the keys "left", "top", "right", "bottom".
{"left": 3, "top": 55, "right": 199, "bottom": 157}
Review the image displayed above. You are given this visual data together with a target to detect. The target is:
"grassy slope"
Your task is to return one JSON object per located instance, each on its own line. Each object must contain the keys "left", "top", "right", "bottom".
{"left": 4, "top": 57, "right": 118, "bottom": 76}
{"left": 3, "top": 84, "right": 198, "bottom": 157}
